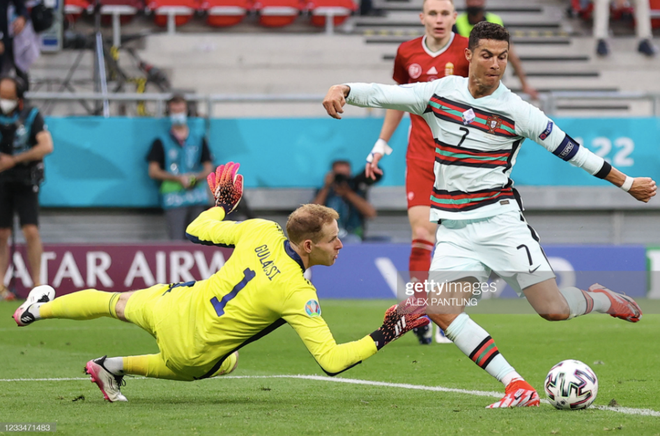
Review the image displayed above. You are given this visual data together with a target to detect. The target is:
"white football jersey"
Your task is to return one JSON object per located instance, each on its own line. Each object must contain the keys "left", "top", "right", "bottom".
{"left": 346, "top": 76, "right": 605, "bottom": 221}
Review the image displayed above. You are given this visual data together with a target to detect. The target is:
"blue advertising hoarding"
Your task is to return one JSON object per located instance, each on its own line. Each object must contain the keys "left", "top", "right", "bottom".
{"left": 310, "top": 244, "right": 648, "bottom": 299}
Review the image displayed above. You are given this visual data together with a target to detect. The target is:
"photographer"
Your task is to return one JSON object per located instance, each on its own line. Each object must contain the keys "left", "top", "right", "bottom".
{"left": 312, "top": 160, "right": 378, "bottom": 243}
{"left": 0, "top": 75, "right": 53, "bottom": 299}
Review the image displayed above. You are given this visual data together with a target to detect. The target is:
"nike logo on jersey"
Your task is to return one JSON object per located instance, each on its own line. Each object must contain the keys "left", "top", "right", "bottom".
{"left": 529, "top": 265, "right": 541, "bottom": 273}
{"left": 426, "top": 66, "right": 438, "bottom": 75}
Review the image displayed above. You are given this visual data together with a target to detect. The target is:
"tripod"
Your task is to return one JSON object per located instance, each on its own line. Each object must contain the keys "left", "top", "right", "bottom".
{"left": 37, "top": 1, "right": 171, "bottom": 116}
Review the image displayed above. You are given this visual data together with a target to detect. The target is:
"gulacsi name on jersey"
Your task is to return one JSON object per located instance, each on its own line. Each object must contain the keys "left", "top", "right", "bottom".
{"left": 255, "top": 244, "right": 281, "bottom": 281}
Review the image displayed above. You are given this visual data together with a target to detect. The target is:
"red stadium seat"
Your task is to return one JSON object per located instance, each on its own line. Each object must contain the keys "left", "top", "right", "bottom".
{"left": 306, "top": 0, "right": 355, "bottom": 32}
{"left": 253, "top": 0, "right": 302, "bottom": 27}
{"left": 651, "top": 0, "right": 660, "bottom": 29}
{"left": 147, "top": 0, "right": 199, "bottom": 32}
{"left": 201, "top": 0, "right": 250, "bottom": 27}
{"left": 99, "top": 0, "right": 144, "bottom": 46}
{"left": 570, "top": 0, "right": 633, "bottom": 21}
{"left": 64, "top": 0, "right": 91, "bottom": 22}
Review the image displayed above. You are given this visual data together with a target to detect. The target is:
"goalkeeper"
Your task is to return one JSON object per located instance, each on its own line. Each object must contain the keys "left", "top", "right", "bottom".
{"left": 13, "top": 162, "right": 428, "bottom": 402}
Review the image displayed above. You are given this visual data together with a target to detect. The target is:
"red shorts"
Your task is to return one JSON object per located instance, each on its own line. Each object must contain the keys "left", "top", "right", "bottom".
{"left": 405, "top": 157, "right": 435, "bottom": 209}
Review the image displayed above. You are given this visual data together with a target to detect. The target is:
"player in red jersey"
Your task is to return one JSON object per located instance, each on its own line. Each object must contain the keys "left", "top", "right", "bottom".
{"left": 365, "top": 0, "right": 468, "bottom": 345}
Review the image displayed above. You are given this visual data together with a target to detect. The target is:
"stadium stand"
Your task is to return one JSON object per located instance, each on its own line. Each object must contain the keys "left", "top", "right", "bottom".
{"left": 20, "top": 0, "right": 660, "bottom": 245}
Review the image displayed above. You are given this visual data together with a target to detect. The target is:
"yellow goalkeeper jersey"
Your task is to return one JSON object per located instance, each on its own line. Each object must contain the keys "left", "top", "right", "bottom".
{"left": 152, "top": 207, "right": 377, "bottom": 379}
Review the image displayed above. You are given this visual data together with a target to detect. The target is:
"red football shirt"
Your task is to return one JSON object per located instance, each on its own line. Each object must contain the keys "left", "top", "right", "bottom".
{"left": 393, "top": 33, "right": 469, "bottom": 161}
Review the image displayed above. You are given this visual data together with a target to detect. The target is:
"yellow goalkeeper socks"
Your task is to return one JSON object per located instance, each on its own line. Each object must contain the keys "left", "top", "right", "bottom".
{"left": 39, "top": 290, "right": 120, "bottom": 320}
{"left": 123, "top": 354, "right": 191, "bottom": 381}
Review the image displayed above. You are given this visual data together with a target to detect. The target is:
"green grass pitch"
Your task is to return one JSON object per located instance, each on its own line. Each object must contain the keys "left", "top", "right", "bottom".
{"left": 1, "top": 299, "right": 659, "bottom": 435}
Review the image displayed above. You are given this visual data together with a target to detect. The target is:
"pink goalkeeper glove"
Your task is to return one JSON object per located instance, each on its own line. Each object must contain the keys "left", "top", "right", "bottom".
{"left": 207, "top": 162, "right": 244, "bottom": 214}
{"left": 369, "top": 304, "right": 430, "bottom": 350}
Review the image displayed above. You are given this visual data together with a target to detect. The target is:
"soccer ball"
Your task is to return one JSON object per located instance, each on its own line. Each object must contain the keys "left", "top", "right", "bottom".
{"left": 544, "top": 359, "right": 598, "bottom": 410}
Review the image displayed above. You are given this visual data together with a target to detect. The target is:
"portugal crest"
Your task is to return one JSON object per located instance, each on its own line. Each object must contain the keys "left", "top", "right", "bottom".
{"left": 486, "top": 115, "right": 502, "bottom": 133}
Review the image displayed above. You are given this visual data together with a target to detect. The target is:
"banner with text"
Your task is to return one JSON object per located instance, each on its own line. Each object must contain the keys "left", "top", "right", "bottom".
{"left": 5, "top": 243, "right": 651, "bottom": 300}
{"left": 4, "top": 244, "right": 233, "bottom": 298}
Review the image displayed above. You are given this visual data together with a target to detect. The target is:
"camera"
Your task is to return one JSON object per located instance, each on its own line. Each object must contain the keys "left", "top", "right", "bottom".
{"left": 334, "top": 173, "right": 351, "bottom": 184}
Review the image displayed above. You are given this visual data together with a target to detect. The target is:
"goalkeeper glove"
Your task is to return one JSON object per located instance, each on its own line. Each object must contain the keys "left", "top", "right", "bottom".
{"left": 207, "top": 162, "right": 244, "bottom": 214}
{"left": 369, "top": 304, "right": 430, "bottom": 350}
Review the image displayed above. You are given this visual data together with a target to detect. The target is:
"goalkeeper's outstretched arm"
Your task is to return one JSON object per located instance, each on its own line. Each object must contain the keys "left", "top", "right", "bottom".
{"left": 284, "top": 297, "right": 429, "bottom": 376}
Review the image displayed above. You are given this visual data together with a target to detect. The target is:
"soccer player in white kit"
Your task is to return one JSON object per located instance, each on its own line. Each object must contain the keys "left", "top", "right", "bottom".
{"left": 322, "top": 21, "right": 657, "bottom": 408}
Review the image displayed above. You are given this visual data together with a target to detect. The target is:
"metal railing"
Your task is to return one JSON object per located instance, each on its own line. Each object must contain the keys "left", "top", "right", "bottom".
{"left": 539, "top": 91, "right": 660, "bottom": 116}
{"left": 25, "top": 91, "right": 327, "bottom": 117}
{"left": 24, "top": 91, "right": 660, "bottom": 117}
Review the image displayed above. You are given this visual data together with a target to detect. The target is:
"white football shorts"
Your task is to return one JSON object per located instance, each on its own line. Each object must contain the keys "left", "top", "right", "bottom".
{"left": 429, "top": 209, "right": 555, "bottom": 296}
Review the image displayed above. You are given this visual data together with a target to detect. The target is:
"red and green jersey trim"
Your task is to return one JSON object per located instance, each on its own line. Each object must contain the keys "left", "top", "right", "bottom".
{"left": 430, "top": 187, "right": 515, "bottom": 212}
{"left": 435, "top": 140, "right": 511, "bottom": 168}
{"left": 426, "top": 95, "right": 517, "bottom": 138}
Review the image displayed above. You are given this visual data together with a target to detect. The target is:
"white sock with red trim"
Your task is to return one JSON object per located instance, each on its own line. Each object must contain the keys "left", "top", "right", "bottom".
{"left": 445, "top": 313, "right": 517, "bottom": 385}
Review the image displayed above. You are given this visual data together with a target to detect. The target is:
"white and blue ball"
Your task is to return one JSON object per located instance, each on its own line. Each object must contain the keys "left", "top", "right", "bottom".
{"left": 544, "top": 359, "right": 598, "bottom": 410}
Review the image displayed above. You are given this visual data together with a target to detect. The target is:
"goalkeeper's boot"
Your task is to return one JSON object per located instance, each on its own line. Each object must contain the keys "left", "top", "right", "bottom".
{"left": 487, "top": 379, "right": 540, "bottom": 409}
{"left": 13, "top": 285, "right": 55, "bottom": 327}
{"left": 413, "top": 318, "right": 432, "bottom": 345}
{"left": 589, "top": 283, "right": 642, "bottom": 322}
{"left": 434, "top": 325, "right": 452, "bottom": 344}
{"left": 85, "top": 356, "right": 127, "bottom": 402}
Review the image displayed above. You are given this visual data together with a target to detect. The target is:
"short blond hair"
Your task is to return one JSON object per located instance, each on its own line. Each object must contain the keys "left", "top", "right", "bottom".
{"left": 422, "top": 0, "right": 455, "bottom": 10}
{"left": 286, "top": 204, "right": 339, "bottom": 244}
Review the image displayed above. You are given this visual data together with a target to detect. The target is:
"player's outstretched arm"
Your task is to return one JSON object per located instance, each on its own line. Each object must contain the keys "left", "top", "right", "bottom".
{"left": 323, "top": 85, "right": 350, "bottom": 119}
{"left": 285, "top": 298, "right": 429, "bottom": 376}
{"left": 186, "top": 162, "right": 256, "bottom": 248}
{"left": 604, "top": 166, "right": 657, "bottom": 203}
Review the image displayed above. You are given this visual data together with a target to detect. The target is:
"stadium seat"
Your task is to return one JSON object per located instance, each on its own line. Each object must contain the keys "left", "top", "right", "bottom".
{"left": 306, "top": 0, "right": 355, "bottom": 34}
{"left": 253, "top": 0, "right": 302, "bottom": 27}
{"left": 651, "top": 0, "right": 660, "bottom": 29}
{"left": 570, "top": 0, "right": 633, "bottom": 21}
{"left": 201, "top": 0, "right": 250, "bottom": 27}
{"left": 64, "top": 0, "right": 91, "bottom": 22}
{"left": 147, "top": 0, "right": 199, "bottom": 33}
{"left": 99, "top": 0, "right": 144, "bottom": 47}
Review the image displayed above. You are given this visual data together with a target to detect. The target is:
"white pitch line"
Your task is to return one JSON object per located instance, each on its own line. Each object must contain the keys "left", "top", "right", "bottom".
{"left": 0, "top": 377, "right": 90, "bottom": 381}
{"left": 1, "top": 374, "right": 659, "bottom": 417}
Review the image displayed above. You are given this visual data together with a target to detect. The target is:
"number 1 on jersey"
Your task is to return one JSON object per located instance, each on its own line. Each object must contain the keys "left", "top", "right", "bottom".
{"left": 210, "top": 268, "right": 256, "bottom": 317}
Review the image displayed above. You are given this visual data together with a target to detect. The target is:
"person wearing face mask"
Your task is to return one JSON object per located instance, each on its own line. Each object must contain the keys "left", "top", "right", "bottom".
{"left": 454, "top": 0, "right": 539, "bottom": 100}
{"left": 146, "top": 94, "right": 213, "bottom": 240}
{"left": 0, "top": 75, "right": 53, "bottom": 300}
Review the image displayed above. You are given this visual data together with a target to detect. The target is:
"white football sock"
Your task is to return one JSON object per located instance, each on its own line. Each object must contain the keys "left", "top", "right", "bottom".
{"left": 103, "top": 357, "right": 125, "bottom": 376}
{"left": 28, "top": 303, "right": 45, "bottom": 320}
{"left": 445, "top": 313, "right": 518, "bottom": 385}
{"left": 560, "top": 287, "right": 611, "bottom": 319}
